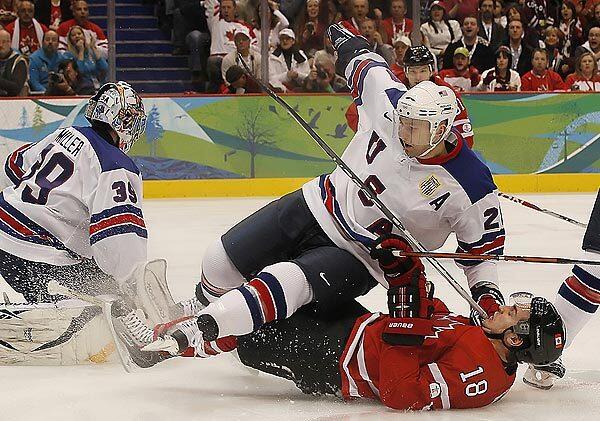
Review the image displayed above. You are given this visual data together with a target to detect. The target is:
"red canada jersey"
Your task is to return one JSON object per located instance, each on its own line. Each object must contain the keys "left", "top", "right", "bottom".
{"left": 521, "top": 70, "right": 566, "bottom": 92}
{"left": 339, "top": 301, "right": 516, "bottom": 411}
{"left": 345, "top": 74, "right": 474, "bottom": 148}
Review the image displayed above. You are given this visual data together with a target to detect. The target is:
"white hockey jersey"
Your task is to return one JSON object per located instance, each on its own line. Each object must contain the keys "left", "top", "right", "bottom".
{"left": 0, "top": 126, "right": 147, "bottom": 281}
{"left": 302, "top": 52, "right": 504, "bottom": 289}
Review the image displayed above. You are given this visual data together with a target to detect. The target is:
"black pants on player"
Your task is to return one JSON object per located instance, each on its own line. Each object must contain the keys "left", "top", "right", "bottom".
{"left": 219, "top": 189, "right": 378, "bottom": 311}
{"left": 237, "top": 299, "right": 369, "bottom": 395}
{"left": 0, "top": 248, "right": 118, "bottom": 303}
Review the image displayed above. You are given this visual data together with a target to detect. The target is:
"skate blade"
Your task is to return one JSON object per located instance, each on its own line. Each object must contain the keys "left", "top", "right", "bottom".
{"left": 522, "top": 376, "right": 555, "bottom": 390}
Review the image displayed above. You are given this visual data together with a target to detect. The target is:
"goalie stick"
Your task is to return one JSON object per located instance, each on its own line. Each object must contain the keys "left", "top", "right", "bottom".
{"left": 391, "top": 250, "right": 600, "bottom": 265}
{"left": 498, "top": 192, "right": 587, "bottom": 228}
{"left": 237, "top": 54, "right": 487, "bottom": 318}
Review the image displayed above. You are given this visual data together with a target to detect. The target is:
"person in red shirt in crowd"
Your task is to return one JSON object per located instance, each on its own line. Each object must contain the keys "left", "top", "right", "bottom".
{"left": 442, "top": 0, "right": 480, "bottom": 22}
{"left": 231, "top": 247, "right": 565, "bottom": 411}
{"left": 346, "top": 45, "right": 475, "bottom": 148}
{"left": 341, "top": 0, "right": 370, "bottom": 32}
{"left": 56, "top": 0, "right": 107, "bottom": 59}
{"left": 521, "top": 48, "right": 567, "bottom": 91}
{"left": 565, "top": 50, "right": 600, "bottom": 90}
{"left": 380, "top": 0, "right": 413, "bottom": 45}
{"left": 439, "top": 47, "right": 482, "bottom": 91}
{"left": 4, "top": 0, "right": 48, "bottom": 57}
{"left": 390, "top": 34, "right": 411, "bottom": 80}
{"left": 295, "top": 0, "right": 327, "bottom": 56}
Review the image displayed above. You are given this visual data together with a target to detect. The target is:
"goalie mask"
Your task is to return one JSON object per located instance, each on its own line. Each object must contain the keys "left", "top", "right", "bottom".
{"left": 394, "top": 80, "right": 458, "bottom": 158}
{"left": 85, "top": 81, "right": 147, "bottom": 154}
{"left": 508, "top": 293, "right": 566, "bottom": 366}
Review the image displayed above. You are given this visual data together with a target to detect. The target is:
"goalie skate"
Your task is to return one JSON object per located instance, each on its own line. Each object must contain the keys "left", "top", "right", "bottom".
{"left": 523, "top": 357, "right": 566, "bottom": 390}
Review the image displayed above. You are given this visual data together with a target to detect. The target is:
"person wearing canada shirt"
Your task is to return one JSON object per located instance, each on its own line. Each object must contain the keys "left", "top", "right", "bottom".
{"left": 521, "top": 48, "right": 567, "bottom": 91}
{"left": 565, "top": 50, "right": 600, "bottom": 90}
{"left": 4, "top": 0, "right": 48, "bottom": 57}
{"left": 380, "top": 0, "right": 413, "bottom": 45}
{"left": 439, "top": 47, "right": 481, "bottom": 91}
{"left": 229, "top": 240, "right": 566, "bottom": 411}
{"left": 204, "top": 0, "right": 257, "bottom": 92}
{"left": 56, "top": 1, "right": 107, "bottom": 59}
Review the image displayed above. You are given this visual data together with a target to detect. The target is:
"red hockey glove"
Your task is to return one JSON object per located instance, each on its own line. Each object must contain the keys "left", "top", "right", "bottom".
{"left": 469, "top": 282, "right": 505, "bottom": 326}
{"left": 370, "top": 234, "right": 424, "bottom": 287}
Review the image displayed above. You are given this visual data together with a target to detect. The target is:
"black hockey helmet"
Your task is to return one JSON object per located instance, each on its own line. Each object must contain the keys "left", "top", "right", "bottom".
{"left": 403, "top": 46, "right": 435, "bottom": 68}
{"left": 511, "top": 297, "right": 565, "bottom": 366}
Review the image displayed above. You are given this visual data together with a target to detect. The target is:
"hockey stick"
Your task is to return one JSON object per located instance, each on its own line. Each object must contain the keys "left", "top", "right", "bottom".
{"left": 499, "top": 192, "right": 587, "bottom": 228}
{"left": 47, "top": 281, "right": 137, "bottom": 373}
{"left": 238, "top": 55, "right": 487, "bottom": 318}
{"left": 392, "top": 250, "right": 600, "bottom": 265}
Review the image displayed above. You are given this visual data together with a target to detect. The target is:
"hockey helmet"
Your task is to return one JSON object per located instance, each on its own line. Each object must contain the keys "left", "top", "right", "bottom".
{"left": 85, "top": 81, "right": 147, "bottom": 154}
{"left": 395, "top": 80, "right": 458, "bottom": 156}
{"left": 509, "top": 294, "right": 565, "bottom": 366}
{"left": 403, "top": 46, "right": 435, "bottom": 68}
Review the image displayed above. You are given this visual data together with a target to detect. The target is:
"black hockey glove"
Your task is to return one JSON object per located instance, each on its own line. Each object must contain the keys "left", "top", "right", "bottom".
{"left": 326, "top": 23, "right": 371, "bottom": 75}
{"left": 370, "top": 234, "right": 423, "bottom": 287}
{"left": 469, "top": 282, "right": 505, "bottom": 326}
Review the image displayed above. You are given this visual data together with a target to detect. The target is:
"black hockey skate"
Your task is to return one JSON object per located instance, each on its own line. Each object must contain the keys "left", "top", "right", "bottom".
{"left": 523, "top": 357, "right": 566, "bottom": 390}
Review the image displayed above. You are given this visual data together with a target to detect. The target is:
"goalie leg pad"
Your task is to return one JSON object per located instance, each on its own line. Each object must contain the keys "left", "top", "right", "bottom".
{"left": 0, "top": 301, "right": 114, "bottom": 365}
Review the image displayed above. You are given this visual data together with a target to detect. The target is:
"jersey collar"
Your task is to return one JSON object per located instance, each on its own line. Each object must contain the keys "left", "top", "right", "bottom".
{"left": 416, "top": 133, "right": 464, "bottom": 165}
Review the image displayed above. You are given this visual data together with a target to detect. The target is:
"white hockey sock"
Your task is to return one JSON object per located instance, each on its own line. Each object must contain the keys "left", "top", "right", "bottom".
{"left": 199, "top": 262, "right": 314, "bottom": 338}
{"left": 554, "top": 263, "right": 600, "bottom": 347}
{"left": 199, "top": 238, "right": 246, "bottom": 302}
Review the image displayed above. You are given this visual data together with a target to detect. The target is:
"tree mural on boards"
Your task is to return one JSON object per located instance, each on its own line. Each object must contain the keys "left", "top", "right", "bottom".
{"left": 32, "top": 105, "right": 45, "bottom": 131}
{"left": 236, "top": 108, "right": 275, "bottom": 178}
{"left": 19, "top": 107, "right": 29, "bottom": 128}
{"left": 145, "top": 104, "right": 164, "bottom": 157}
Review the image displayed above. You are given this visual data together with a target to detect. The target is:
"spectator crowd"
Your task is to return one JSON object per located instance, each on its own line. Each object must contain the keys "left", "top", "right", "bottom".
{"left": 0, "top": 0, "right": 599, "bottom": 96}
{"left": 159, "top": 0, "right": 600, "bottom": 93}
{"left": 0, "top": 0, "right": 107, "bottom": 96}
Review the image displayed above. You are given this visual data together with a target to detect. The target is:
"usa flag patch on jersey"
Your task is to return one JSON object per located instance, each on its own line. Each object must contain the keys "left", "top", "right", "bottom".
{"left": 420, "top": 175, "right": 441, "bottom": 197}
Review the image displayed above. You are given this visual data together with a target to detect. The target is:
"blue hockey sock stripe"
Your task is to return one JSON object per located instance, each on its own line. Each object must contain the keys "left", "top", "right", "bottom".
{"left": 559, "top": 268, "right": 600, "bottom": 314}
{"left": 237, "top": 286, "right": 263, "bottom": 331}
{"left": 256, "top": 271, "right": 288, "bottom": 320}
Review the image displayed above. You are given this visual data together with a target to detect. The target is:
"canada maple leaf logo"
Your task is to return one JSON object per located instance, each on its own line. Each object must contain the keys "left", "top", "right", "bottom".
{"left": 226, "top": 29, "right": 236, "bottom": 42}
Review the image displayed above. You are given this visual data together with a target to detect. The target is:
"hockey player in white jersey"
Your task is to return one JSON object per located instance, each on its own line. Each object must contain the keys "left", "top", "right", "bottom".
{"left": 523, "top": 190, "right": 600, "bottom": 389}
{"left": 138, "top": 24, "right": 507, "bottom": 360}
{"left": 0, "top": 81, "right": 167, "bottom": 364}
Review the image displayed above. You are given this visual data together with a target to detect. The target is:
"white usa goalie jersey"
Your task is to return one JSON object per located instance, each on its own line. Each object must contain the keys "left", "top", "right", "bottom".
{"left": 302, "top": 51, "right": 504, "bottom": 289}
{"left": 0, "top": 126, "right": 147, "bottom": 281}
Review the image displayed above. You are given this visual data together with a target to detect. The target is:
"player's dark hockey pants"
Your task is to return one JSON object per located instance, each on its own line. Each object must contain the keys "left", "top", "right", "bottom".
{"left": 0, "top": 248, "right": 118, "bottom": 302}
{"left": 220, "top": 189, "right": 378, "bottom": 311}
{"left": 236, "top": 299, "right": 369, "bottom": 396}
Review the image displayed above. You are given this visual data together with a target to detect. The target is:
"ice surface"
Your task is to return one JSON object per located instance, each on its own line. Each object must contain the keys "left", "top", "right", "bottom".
{"left": 1, "top": 193, "right": 599, "bottom": 421}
